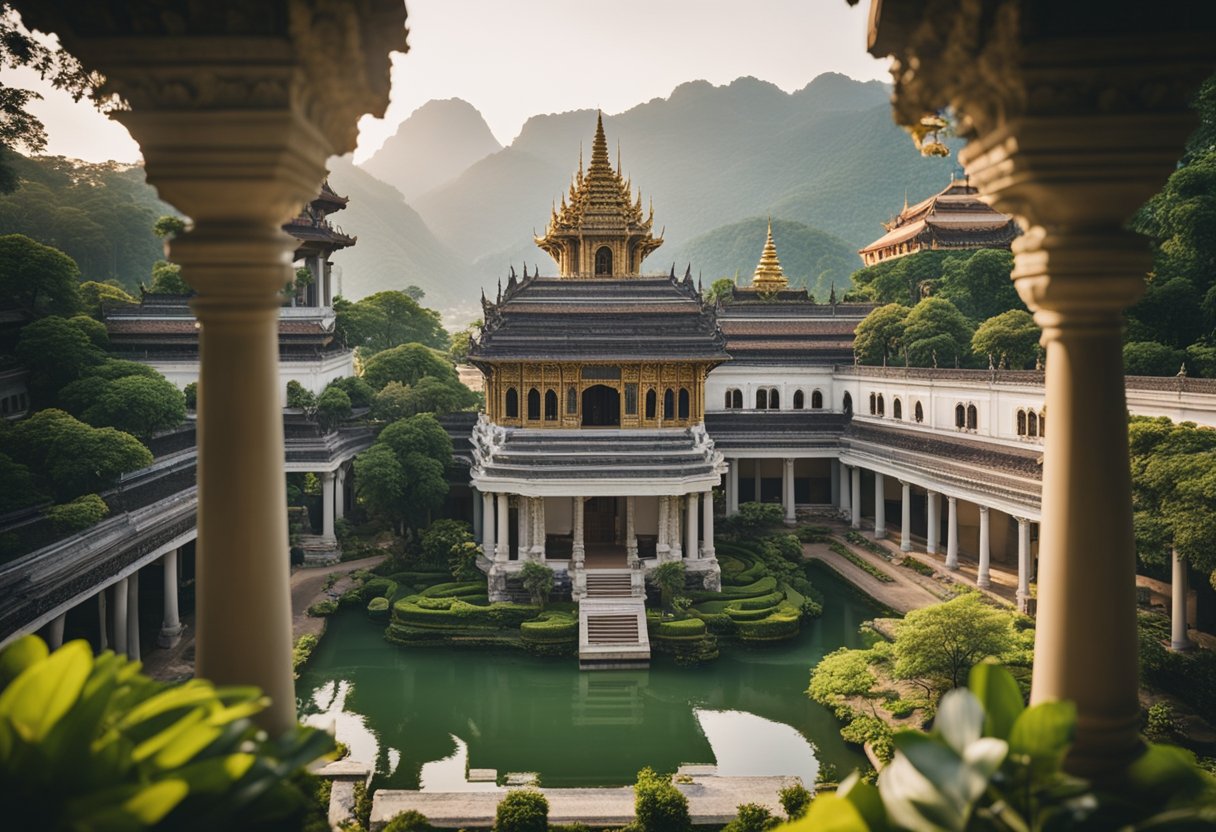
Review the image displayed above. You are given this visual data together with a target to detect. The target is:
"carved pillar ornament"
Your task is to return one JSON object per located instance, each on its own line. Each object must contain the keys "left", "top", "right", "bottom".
{"left": 17, "top": 0, "right": 406, "bottom": 736}
{"left": 867, "top": 0, "right": 1216, "bottom": 779}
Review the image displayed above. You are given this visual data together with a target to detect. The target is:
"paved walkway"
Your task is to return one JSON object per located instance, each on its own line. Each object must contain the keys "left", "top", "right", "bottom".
{"left": 804, "top": 538, "right": 942, "bottom": 615}
{"left": 372, "top": 773, "right": 792, "bottom": 829}
{"left": 141, "top": 555, "right": 385, "bottom": 682}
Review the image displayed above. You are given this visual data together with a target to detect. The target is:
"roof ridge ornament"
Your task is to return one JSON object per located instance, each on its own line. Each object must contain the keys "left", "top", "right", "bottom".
{"left": 751, "top": 217, "right": 789, "bottom": 291}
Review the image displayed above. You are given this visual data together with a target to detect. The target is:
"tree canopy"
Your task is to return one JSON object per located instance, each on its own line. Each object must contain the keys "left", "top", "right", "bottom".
{"left": 853, "top": 303, "right": 909, "bottom": 365}
{"left": 334, "top": 290, "right": 448, "bottom": 356}
{"left": 0, "top": 233, "right": 81, "bottom": 319}
{"left": 355, "top": 413, "right": 452, "bottom": 531}
{"left": 361, "top": 342, "right": 459, "bottom": 391}
{"left": 971, "top": 309, "right": 1040, "bottom": 369}
{"left": 935, "top": 249, "right": 1021, "bottom": 323}
{"left": 902, "top": 297, "right": 974, "bottom": 368}
{"left": 14, "top": 315, "right": 103, "bottom": 403}
{"left": 891, "top": 593, "right": 1019, "bottom": 694}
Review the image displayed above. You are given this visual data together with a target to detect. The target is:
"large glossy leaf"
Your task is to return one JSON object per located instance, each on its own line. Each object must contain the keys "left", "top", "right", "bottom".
{"left": 130, "top": 706, "right": 207, "bottom": 764}
{"left": 936, "top": 688, "right": 984, "bottom": 755}
{"left": 1008, "top": 700, "right": 1075, "bottom": 779}
{"left": 1126, "top": 743, "right": 1214, "bottom": 805}
{"left": 879, "top": 747, "right": 966, "bottom": 832}
{"left": 775, "top": 793, "right": 870, "bottom": 831}
{"left": 0, "top": 635, "right": 48, "bottom": 688}
{"left": 152, "top": 719, "right": 223, "bottom": 769}
{"left": 969, "top": 661, "right": 1024, "bottom": 741}
{"left": 114, "top": 681, "right": 224, "bottom": 732}
{"left": 63, "top": 778, "right": 188, "bottom": 830}
{"left": 0, "top": 640, "right": 91, "bottom": 742}
{"left": 838, "top": 771, "right": 892, "bottom": 832}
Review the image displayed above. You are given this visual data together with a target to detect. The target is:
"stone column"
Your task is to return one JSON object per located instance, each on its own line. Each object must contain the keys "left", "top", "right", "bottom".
{"left": 159, "top": 549, "right": 183, "bottom": 648}
{"left": 839, "top": 464, "right": 851, "bottom": 516}
{"left": 686, "top": 492, "right": 699, "bottom": 559}
{"left": 127, "top": 571, "right": 141, "bottom": 662}
{"left": 1171, "top": 550, "right": 1192, "bottom": 651}
{"left": 945, "top": 496, "right": 959, "bottom": 571}
{"left": 657, "top": 496, "right": 670, "bottom": 559}
{"left": 899, "top": 481, "right": 912, "bottom": 552}
{"left": 112, "top": 578, "right": 128, "bottom": 656}
{"left": 977, "top": 507, "right": 992, "bottom": 588}
{"left": 701, "top": 491, "right": 715, "bottom": 560}
{"left": 482, "top": 492, "right": 495, "bottom": 554}
{"left": 46, "top": 614, "right": 66, "bottom": 650}
{"left": 873, "top": 472, "right": 886, "bottom": 539}
{"left": 669, "top": 495, "right": 683, "bottom": 560}
{"left": 335, "top": 467, "right": 346, "bottom": 519}
{"left": 830, "top": 460, "right": 840, "bottom": 507}
{"left": 1016, "top": 518, "right": 1031, "bottom": 613}
{"left": 926, "top": 492, "right": 940, "bottom": 555}
{"left": 97, "top": 589, "right": 108, "bottom": 652}
{"left": 495, "top": 494, "right": 509, "bottom": 562}
{"left": 727, "top": 462, "right": 739, "bottom": 515}
{"left": 531, "top": 498, "right": 545, "bottom": 561}
{"left": 518, "top": 497, "right": 531, "bottom": 559}
{"left": 625, "top": 496, "right": 638, "bottom": 562}
{"left": 472, "top": 487, "right": 483, "bottom": 541}
{"left": 573, "top": 496, "right": 586, "bottom": 565}
{"left": 849, "top": 466, "right": 861, "bottom": 529}
{"left": 320, "top": 471, "right": 336, "bottom": 542}
{"left": 782, "top": 458, "right": 796, "bottom": 525}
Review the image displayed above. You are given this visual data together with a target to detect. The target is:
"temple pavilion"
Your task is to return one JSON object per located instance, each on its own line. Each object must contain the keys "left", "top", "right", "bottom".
{"left": 468, "top": 115, "right": 728, "bottom": 629}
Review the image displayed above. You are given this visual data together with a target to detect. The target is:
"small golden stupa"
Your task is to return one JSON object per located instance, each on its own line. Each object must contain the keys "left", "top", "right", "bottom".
{"left": 751, "top": 219, "right": 789, "bottom": 290}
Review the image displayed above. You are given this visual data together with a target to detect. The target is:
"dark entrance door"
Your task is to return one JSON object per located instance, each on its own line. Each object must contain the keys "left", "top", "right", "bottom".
{"left": 581, "top": 384, "right": 620, "bottom": 427}
{"left": 584, "top": 496, "right": 617, "bottom": 544}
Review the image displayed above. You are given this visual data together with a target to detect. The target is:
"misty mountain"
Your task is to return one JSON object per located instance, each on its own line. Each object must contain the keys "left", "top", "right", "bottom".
{"left": 665, "top": 218, "right": 858, "bottom": 302}
{"left": 361, "top": 98, "right": 502, "bottom": 201}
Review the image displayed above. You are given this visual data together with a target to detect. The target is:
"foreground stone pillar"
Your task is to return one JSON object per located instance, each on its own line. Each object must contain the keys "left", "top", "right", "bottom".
{"left": 1016, "top": 518, "right": 1031, "bottom": 613}
{"left": 320, "top": 471, "right": 336, "bottom": 542}
{"left": 873, "top": 472, "right": 886, "bottom": 539}
{"left": 126, "top": 571, "right": 141, "bottom": 661}
{"left": 945, "top": 496, "right": 959, "bottom": 570}
{"left": 625, "top": 496, "right": 638, "bottom": 562}
{"left": 782, "top": 458, "right": 795, "bottom": 525}
{"left": 977, "top": 507, "right": 991, "bottom": 588}
{"left": 686, "top": 492, "right": 699, "bottom": 559}
{"left": 849, "top": 467, "right": 861, "bottom": 529}
{"left": 899, "top": 480, "right": 912, "bottom": 552}
{"left": 926, "top": 491, "right": 940, "bottom": 555}
{"left": 495, "top": 494, "right": 509, "bottom": 562}
{"left": 573, "top": 497, "right": 586, "bottom": 565}
{"left": 159, "top": 549, "right": 183, "bottom": 648}
{"left": 701, "top": 491, "right": 715, "bottom": 560}
{"left": 112, "top": 578, "right": 128, "bottom": 656}
{"left": 1171, "top": 550, "right": 1192, "bottom": 651}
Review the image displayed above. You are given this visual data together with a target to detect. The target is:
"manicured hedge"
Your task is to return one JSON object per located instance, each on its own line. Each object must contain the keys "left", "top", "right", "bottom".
{"left": 419, "top": 581, "right": 487, "bottom": 598}
{"left": 392, "top": 597, "right": 538, "bottom": 629}
{"left": 656, "top": 617, "right": 706, "bottom": 637}
{"left": 360, "top": 577, "right": 399, "bottom": 602}
{"left": 520, "top": 611, "right": 577, "bottom": 644}
{"left": 725, "top": 606, "right": 777, "bottom": 622}
{"left": 727, "top": 589, "right": 786, "bottom": 610}
{"left": 690, "top": 576, "right": 777, "bottom": 601}
{"left": 736, "top": 602, "right": 801, "bottom": 641}
{"left": 367, "top": 596, "right": 389, "bottom": 620}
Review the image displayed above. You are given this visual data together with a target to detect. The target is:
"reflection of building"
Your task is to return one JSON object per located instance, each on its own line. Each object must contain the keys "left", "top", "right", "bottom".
{"left": 857, "top": 179, "right": 1020, "bottom": 267}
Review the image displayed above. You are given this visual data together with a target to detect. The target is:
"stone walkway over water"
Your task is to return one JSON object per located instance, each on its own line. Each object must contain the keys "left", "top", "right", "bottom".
{"left": 371, "top": 771, "right": 793, "bottom": 829}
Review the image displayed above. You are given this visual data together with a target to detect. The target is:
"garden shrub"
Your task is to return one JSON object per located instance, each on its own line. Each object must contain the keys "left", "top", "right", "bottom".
{"left": 382, "top": 809, "right": 434, "bottom": 831}
{"left": 420, "top": 518, "right": 473, "bottom": 566}
{"left": 367, "top": 596, "right": 390, "bottom": 619}
{"left": 308, "top": 599, "right": 338, "bottom": 617}
{"left": 840, "top": 714, "right": 894, "bottom": 762}
{"left": 494, "top": 789, "right": 548, "bottom": 832}
{"left": 777, "top": 781, "right": 811, "bottom": 820}
{"left": 293, "top": 634, "right": 319, "bottom": 671}
{"left": 735, "top": 602, "right": 801, "bottom": 642}
{"left": 725, "top": 605, "right": 778, "bottom": 622}
{"left": 520, "top": 610, "right": 578, "bottom": 644}
{"left": 718, "top": 501, "right": 784, "bottom": 536}
{"left": 520, "top": 560, "right": 556, "bottom": 608}
{"left": 633, "top": 767, "right": 691, "bottom": 832}
{"left": 887, "top": 698, "right": 918, "bottom": 718}
{"left": 360, "top": 576, "right": 399, "bottom": 602}
{"left": 420, "top": 580, "right": 487, "bottom": 598}
{"left": 691, "top": 575, "right": 777, "bottom": 601}
{"left": 46, "top": 493, "right": 109, "bottom": 531}
{"left": 723, "top": 802, "right": 779, "bottom": 832}
{"left": 656, "top": 617, "right": 706, "bottom": 637}
{"left": 727, "top": 589, "right": 786, "bottom": 610}
{"left": 1145, "top": 701, "right": 1180, "bottom": 743}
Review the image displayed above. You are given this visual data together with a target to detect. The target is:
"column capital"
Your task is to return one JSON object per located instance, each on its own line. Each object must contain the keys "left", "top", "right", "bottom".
{"left": 946, "top": 495, "right": 957, "bottom": 505}
{"left": 978, "top": 505, "right": 989, "bottom": 515}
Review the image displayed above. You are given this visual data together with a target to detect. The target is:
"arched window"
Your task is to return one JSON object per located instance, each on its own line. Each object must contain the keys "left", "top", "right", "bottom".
{"left": 1039, "top": 411, "right": 1046, "bottom": 438}
{"left": 793, "top": 390, "right": 805, "bottom": 410}
{"left": 811, "top": 390, "right": 823, "bottom": 409}
{"left": 876, "top": 394, "right": 885, "bottom": 417}
{"left": 678, "top": 388, "right": 690, "bottom": 419}
{"left": 527, "top": 388, "right": 541, "bottom": 420}
{"left": 842, "top": 392, "right": 853, "bottom": 417}
{"left": 645, "top": 388, "right": 657, "bottom": 419}
{"left": 914, "top": 401, "right": 924, "bottom": 423}
{"left": 567, "top": 386, "right": 578, "bottom": 414}
{"left": 663, "top": 388, "right": 675, "bottom": 419}
{"left": 732, "top": 389, "right": 743, "bottom": 409}
{"left": 1027, "top": 410, "right": 1038, "bottom": 437}
{"left": 869, "top": 392, "right": 876, "bottom": 415}
{"left": 955, "top": 403, "right": 966, "bottom": 428}
{"left": 595, "top": 246, "right": 613, "bottom": 275}
{"left": 756, "top": 388, "right": 768, "bottom": 410}
{"left": 893, "top": 398, "right": 902, "bottom": 420}
{"left": 544, "top": 389, "right": 558, "bottom": 421}
{"left": 769, "top": 388, "right": 780, "bottom": 410}
{"left": 506, "top": 387, "right": 519, "bottom": 418}
{"left": 967, "top": 404, "right": 978, "bottom": 430}
{"left": 725, "top": 390, "right": 734, "bottom": 409}
{"left": 1017, "top": 409, "right": 1027, "bottom": 436}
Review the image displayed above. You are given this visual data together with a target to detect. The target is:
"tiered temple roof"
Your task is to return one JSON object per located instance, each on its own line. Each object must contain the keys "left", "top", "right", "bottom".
{"left": 535, "top": 113, "right": 663, "bottom": 277}
{"left": 469, "top": 268, "right": 729, "bottom": 365}
{"left": 857, "top": 179, "right": 1020, "bottom": 266}
{"left": 715, "top": 301, "right": 874, "bottom": 365}
{"left": 749, "top": 221, "right": 789, "bottom": 291}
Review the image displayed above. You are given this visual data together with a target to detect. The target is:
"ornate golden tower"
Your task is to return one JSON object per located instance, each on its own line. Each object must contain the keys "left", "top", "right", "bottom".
{"left": 750, "top": 220, "right": 789, "bottom": 290}
{"left": 535, "top": 112, "right": 663, "bottom": 277}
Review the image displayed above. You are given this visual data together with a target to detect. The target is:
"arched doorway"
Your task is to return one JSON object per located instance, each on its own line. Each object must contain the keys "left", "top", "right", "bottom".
{"left": 581, "top": 384, "right": 620, "bottom": 426}
{"left": 595, "top": 246, "right": 613, "bottom": 276}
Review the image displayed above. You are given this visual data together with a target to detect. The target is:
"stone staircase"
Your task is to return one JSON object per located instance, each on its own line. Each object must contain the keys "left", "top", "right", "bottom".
{"left": 579, "top": 569, "right": 649, "bottom": 669}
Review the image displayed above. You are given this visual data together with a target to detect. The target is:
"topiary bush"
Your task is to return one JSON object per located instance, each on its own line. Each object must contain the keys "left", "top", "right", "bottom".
{"left": 634, "top": 767, "right": 691, "bottom": 832}
{"left": 723, "top": 802, "right": 779, "bottom": 832}
{"left": 382, "top": 808, "right": 434, "bottom": 831}
{"left": 367, "top": 596, "right": 390, "bottom": 619}
{"left": 493, "top": 788, "right": 549, "bottom": 832}
{"left": 777, "top": 781, "right": 811, "bottom": 821}
{"left": 46, "top": 493, "right": 109, "bottom": 531}
{"left": 307, "top": 599, "right": 338, "bottom": 617}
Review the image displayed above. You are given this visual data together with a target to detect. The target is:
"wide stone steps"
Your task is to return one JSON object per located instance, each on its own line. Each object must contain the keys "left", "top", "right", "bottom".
{"left": 586, "top": 615, "right": 639, "bottom": 642}
{"left": 585, "top": 574, "right": 633, "bottom": 598}
{"left": 579, "top": 597, "right": 650, "bottom": 670}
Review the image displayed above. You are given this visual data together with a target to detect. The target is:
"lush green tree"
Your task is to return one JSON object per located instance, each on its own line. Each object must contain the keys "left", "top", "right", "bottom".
{"left": 493, "top": 788, "right": 548, "bottom": 832}
{"left": 152, "top": 214, "right": 186, "bottom": 241}
{"left": 420, "top": 518, "right": 473, "bottom": 566}
{"left": 8, "top": 409, "right": 151, "bottom": 501}
{"left": 406, "top": 376, "right": 477, "bottom": 417}
{"left": 849, "top": 250, "right": 955, "bottom": 306}
{"left": 971, "top": 309, "right": 1040, "bottom": 369}
{"left": 334, "top": 291, "right": 447, "bottom": 355}
{"left": 327, "top": 376, "right": 375, "bottom": 409}
{"left": 891, "top": 593, "right": 1018, "bottom": 695}
{"left": 936, "top": 249, "right": 1020, "bottom": 323}
{"left": 356, "top": 414, "right": 452, "bottom": 531}
{"left": 379, "top": 413, "right": 453, "bottom": 463}
{"left": 77, "top": 374, "right": 185, "bottom": 439}
{"left": 853, "top": 303, "right": 909, "bottom": 365}
{"left": 66, "top": 314, "right": 109, "bottom": 350}
{"left": 371, "top": 381, "right": 413, "bottom": 422}
{"left": 777, "top": 782, "right": 812, "bottom": 822}
{"left": 520, "top": 561, "right": 555, "bottom": 609}
{"left": 807, "top": 647, "right": 878, "bottom": 716}
{"left": 1185, "top": 343, "right": 1216, "bottom": 377}
{"left": 316, "top": 386, "right": 352, "bottom": 431}
{"left": 361, "top": 343, "right": 457, "bottom": 392}
{"left": 633, "top": 767, "right": 691, "bottom": 832}
{"left": 398, "top": 452, "right": 448, "bottom": 529}
{"left": 403, "top": 284, "right": 426, "bottom": 302}
{"left": 1124, "top": 341, "right": 1186, "bottom": 376}
{"left": 46, "top": 493, "right": 109, "bottom": 531}
{"left": 148, "top": 259, "right": 190, "bottom": 294}
{"left": 447, "top": 321, "right": 482, "bottom": 365}
{"left": 722, "top": 803, "right": 779, "bottom": 832}
{"left": 706, "top": 277, "right": 735, "bottom": 305}
{"left": 650, "top": 561, "right": 686, "bottom": 611}
{"left": 353, "top": 444, "right": 405, "bottom": 529}
{"left": 88, "top": 359, "right": 161, "bottom": 381}
{"left": 0, "top": 234, "right": 80, "bottom": 318}
{"left": 1128, "top": 277, "right": 1207, "bottom": 350}
{"left": 0, "top": 451, "right": 39, "bottom": 511}
{"left": 903, "top": 297, "right": 974, "bottom": 368}
{"left": 78, "top": 280, "right": 138, "bottom": 319}
{"left": 14, "top": 315, "right": 103, "bottom": 403}
{"left": 183, "top": 381, "right": 198, "bottom": 410}
{"left": 286, "top": 380, "right": 317, "bottom": 413}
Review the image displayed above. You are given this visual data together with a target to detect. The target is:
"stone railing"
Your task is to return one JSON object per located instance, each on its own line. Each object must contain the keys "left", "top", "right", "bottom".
{"left": 836, "top": 364, "right": 1216, "bottom": 396}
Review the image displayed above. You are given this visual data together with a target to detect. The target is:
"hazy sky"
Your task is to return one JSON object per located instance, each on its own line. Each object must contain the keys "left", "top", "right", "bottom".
{"left": 6, "top": 0, "right": 890, "bottom": 164}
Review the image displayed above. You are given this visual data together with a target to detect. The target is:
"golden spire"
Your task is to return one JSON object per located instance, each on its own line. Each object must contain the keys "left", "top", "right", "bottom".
{"left": 751, "top": 218, "right": 789, "bottom": 290}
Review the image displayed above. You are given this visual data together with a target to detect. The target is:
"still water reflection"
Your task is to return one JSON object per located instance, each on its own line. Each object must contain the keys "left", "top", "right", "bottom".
{"left": 296, "top": 563, "right": 884, "bottom": 790}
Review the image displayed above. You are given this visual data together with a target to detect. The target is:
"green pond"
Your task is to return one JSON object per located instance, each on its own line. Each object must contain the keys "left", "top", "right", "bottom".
{"left": 296, "top": 563, "right": 884, "bottom": 791}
